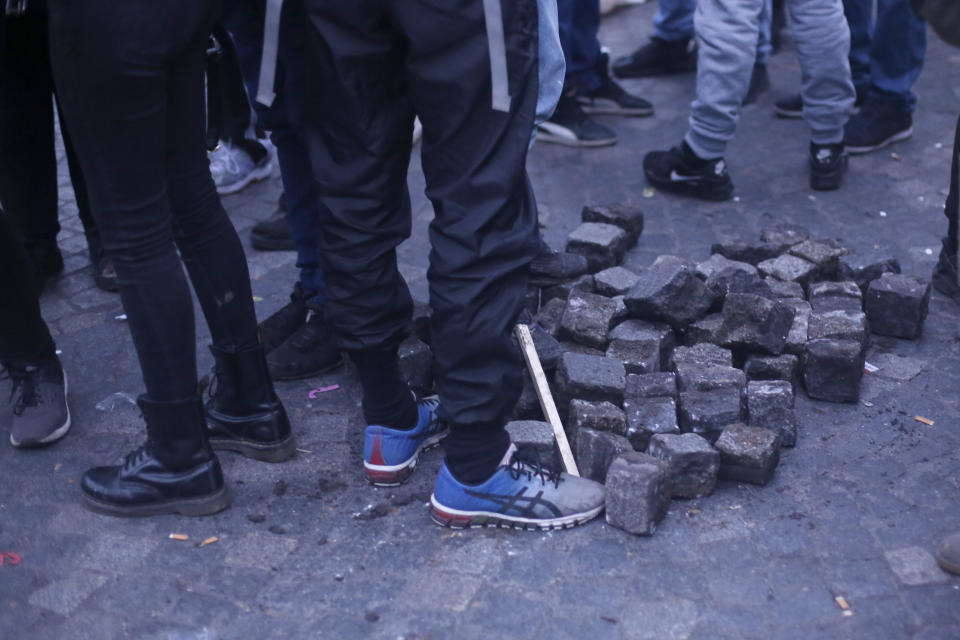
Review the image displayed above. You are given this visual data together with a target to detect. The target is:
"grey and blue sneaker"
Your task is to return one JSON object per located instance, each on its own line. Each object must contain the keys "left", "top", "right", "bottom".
{"left": 4, "top": 359, "right": 71, "bottom": 448}
{"left": 363, "top": 396, "right": 447, "bottom": 486}
{"left": 430, "top": 444, "right": 605, "bottom": 531}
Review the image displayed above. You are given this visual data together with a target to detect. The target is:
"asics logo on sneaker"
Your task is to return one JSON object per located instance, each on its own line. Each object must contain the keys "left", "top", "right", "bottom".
{"left": 463, "top": 487, "right": 563, "bottom": 518}
{"left": 669, "top": 170, "right": 701, "bottom": 182}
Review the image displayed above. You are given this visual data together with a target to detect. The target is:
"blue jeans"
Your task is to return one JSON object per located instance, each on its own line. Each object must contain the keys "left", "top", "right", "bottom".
{"left": 655, "top": 0, "right": 772, "bottom": 64}
{"left": 221, "top": 0, "right": 326, "bottom": 306}
{"left": 846, "top": 0, "right": 926, "bottom": 112}
{"left": 557, "top": 0, "right": 602, "bottom": 94}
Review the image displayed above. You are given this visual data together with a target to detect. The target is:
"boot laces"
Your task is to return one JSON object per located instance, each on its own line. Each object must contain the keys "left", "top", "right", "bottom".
{"left": 122, "top": 443, "right": 152, "bottom": 470}
{"left": 3, "top": 367, "right": 41, "bottom": 416}
{"left": 507, "top": 448, "right": 563, "bottom": 489}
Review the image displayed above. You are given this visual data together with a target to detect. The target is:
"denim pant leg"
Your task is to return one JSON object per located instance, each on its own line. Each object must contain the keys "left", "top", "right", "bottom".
{"left": 756, "top": 0, "right": 772, "bottom": 64}
{"left": 843, "top": 0, "right": 873, "bottom": 91}
{"left": 867, "top": 0, "right": 926, "bottom": 112}
{"left": 653, "top": 0, "right": 697, "bottom": 42}
{"left": 222, "top": 0, "right": 326, "bottom": 306}
{"left": 557, "top": 0, "right": 602, "bottom": 94}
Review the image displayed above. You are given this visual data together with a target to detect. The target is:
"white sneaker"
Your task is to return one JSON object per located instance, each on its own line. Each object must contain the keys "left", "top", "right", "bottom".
{"left": 209, "top": 141, "right": 273, "bottom": 195}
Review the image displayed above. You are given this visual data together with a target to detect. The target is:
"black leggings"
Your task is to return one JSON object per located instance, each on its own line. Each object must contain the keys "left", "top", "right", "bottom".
{"left": 48, "top": 0, "right": 259, "bottom": 401}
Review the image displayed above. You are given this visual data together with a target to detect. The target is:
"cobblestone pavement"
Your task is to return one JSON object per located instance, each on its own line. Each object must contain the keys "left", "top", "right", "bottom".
{"left": 2, "top": 6, "right": 960, "bottom": 639}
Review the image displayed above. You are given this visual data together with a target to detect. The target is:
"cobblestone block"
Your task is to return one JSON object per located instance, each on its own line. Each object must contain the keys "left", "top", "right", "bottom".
{"left": 647, "top": 432, "right": 720, "bottom": 498}
{"left": 576, "top": 427, "right": 633, "bottom": 483}
{"left": 542, "top": 274, "right": 595, "bottom": 303}
{"left": 625, "top": 372, "right": 677, "bottom": 399}
{"left": 677, "top": 387, "right": 743, "bottom": 442}
{"left": 716, "top": 294, "right": 795, "bottom": 355}
{"left": 761, "top": 223, "right": 810, "bottom": 247}
{"left": 711, "top": 240, "right": 785, "bottom": 265}
{"left": 606, "top": 338, "right": 660, "bottom": 374}
{"left": 594, "top": 266, "right": 640, "bottom": 296}
{"left": 808, "top": 310, "right": 869, "bottom": 349}
{"left": 565, "top": 222, "right": 630, "bottom": 272}
{"left": 765, "top": 278, "right": 805, "bottom": 299}
{"left": 506, "top": 420, "right": 561, "bottom": 470}
{"left": 558, "top": 341, "right": 605, "bottom": 357}
{"left": 743, "top": 354, "right": 798, "bottom": 382}
{"left": 560, "top": 290, "right": 620, "bottom": 349}
{"left": 555, "top": 352, "right": 626, "bottom": 410}
{"left": 705, "top": 268, "right": 774, "bottom": 303}
{"left": 757, "top": 254, "right": 818, "bottom": 286}
{"left": 669, "top": 342, "right": 733, "bottom": 369}
{"left": 568, "top": 399, "right": 628, "bottom": 441}
{"left": 623, "top": 395, "right": 680, "bottom": 451}
{"left": 788, "top": 239, "right": 847, "bottom": 281}
{"left": 398, "top": 336, "right": 433, "bottom": 395}
{"left": 865, "top": 274, "right": 931, "bottom": 339}
{"left": 604, "top": 452, "right": 672, "bottom": 536}
{"left": 611, "top": 295, "right": 629, "bottom": 324}
{"left": 610, "top": 319, "right": 675, "bottom": 365}
{"left": 838, "top": 256, "right": 901, "bottom": 293}
{"left": 581, "top": 203, "right": 645, "bottom": 243}
{"left": 675, "top": 364, "right": 746, "bottom": 394}
{"left": 694, "top": 253, "right": 758, "bottom": 281}
{"left": 681, "top": 313, "right": 723, "bottom": 346}
{"left": 524, "top": 322, "right": 563, "bottom": 373}
{"left": 715, "top": 424, "right": 781, "bottom": 485}
{"left": 802, "top": 339, "right": 865, "bottom": 403}
{"left": 808, "top": 281, "right": 863, "bottom": 313}
{"left": 534, "top": 297, "right": 566, "bottom": 338}
{"left": 782, "top": 299, "right": 811, "bottom": 354}
{"left": 746, "top": 380, "right": 796, "bottom": 447}
{"left": 624, "top": 261, "right": 717, "bottom": 330}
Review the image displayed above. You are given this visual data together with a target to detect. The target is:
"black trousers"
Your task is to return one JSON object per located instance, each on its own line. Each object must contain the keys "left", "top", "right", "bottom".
{"left": 0, "top": 1, "right": 98, "bottom": 257}
{"left": 48, "top": 0, "right": 259, "bottom": 401}
{"left": 302, "top": 0, "right": 541, "bottom": 432}
{"left": 944, "top": 114, "right": 959, "bottom": 263}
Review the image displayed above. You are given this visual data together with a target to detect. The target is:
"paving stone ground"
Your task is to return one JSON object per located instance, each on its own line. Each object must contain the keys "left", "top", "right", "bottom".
{"left": 2, "top": 6, "right": 960, "bottom": 639}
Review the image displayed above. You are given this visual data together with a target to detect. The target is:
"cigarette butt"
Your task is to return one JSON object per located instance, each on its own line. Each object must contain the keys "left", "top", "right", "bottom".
{"left": 169, "top": 533, "right": 189, "bottom": 541}
{"left": 835, "top": 596, "right": 850, "bottom": 610}
{"left": 891, "top": 152, "right": 901, "bottom": 161}
{"left": 914, "top": 416, "right": 934, "bottom": 426}
{"left": 199, "top": 536, "right": 218, "bottom": 547}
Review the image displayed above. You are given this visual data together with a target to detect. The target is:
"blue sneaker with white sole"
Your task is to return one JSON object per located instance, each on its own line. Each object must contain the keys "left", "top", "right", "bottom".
{"left": 430, "top": 444, "right": 605, "bottom": 531}
{"left": 363, "top": 396, "right": 447, "bottom": 486}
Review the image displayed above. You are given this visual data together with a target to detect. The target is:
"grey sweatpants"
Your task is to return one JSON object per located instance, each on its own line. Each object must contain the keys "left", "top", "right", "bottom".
{"left": 685, "top": 0, "right": 855, "bottom": 159}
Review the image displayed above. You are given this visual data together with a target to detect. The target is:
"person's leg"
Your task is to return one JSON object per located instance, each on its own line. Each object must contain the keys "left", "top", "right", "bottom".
{"left": 867, "top": 0, "right": 926, "bottom": 112}
{"left": 612, "top": 0, "right": 698, "bottom": 78}
{"left": 932, "top": 114, "right": 960, "bottom": 302}
{"left": 558, "top": 0, "right": 602, "bottom": 95}
{"left": 844, "top": 0, "right": 873, "bottom": 93}
{"left": 653, "top": 0, "right": 697, "bottom": 41}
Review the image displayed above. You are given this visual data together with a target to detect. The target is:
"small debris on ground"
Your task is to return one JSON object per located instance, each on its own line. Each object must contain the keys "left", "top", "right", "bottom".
{"left": 198, "top": 536, "right": 218, "bottom": 547}
{"left": 914, "top": 416, "right": 934, "bottom": 426}
{"left": 168, "top": 533, "right": 189, "bottom": 541}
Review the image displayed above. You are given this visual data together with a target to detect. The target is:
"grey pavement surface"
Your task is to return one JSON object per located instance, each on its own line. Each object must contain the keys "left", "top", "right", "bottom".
{"left": 3, "top": 5, "right": 960, "bottom": 639}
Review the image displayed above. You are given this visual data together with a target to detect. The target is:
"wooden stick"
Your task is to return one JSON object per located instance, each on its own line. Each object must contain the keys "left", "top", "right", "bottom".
{"left": 514, "top": 324, "right": 579, "bottom": 476}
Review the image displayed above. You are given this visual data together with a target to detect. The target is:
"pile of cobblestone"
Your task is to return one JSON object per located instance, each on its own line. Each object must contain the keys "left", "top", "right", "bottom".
{"left": 505, "top": 206, "right": 932, "bottom": 536}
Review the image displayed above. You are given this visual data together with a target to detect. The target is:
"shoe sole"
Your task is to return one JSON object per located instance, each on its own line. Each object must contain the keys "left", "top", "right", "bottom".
{"left": 269, "top": 355, "right": 344, "bottom": 382}
{"left": 10, "top": 371, "right": 72, "bottom": 448}
{"left": 810, "top": 157, "right": 848, "bottom": 192}
{"left": 250, "top": 233, "right": 296, "bottom": 252}
{"left": 612, "top": 65, "right": 696, "bottom": 79}
{"left": 364, "top": 430, "right": 448, "bottom": 487}
{"left": 644, "top": 170, "right": 734, "bottom": 202}
{"left": 209, "top": 432, "right": 297, "bottom": 463}
{"left": 774, "top": 107, "right": 803, "bottom": 119}
{"left": 429, "top": 494, "right": 604, "bottom": 531}
{"left": 536, "top": 122, "right": 616, "bottom": 148}
{"left": 845, "top": 127, "right": 913, "bottom": 155}
{"left": 80, "top": 484, "right": 233, "bottom": 518}
{"left": 216, "top": 162, "right": 274, "bottom": 196}
{"left": 578, "top": 104, "right": 654, "bottom": 118}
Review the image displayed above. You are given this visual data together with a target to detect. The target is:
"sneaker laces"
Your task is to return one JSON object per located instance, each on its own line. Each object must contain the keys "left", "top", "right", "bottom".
{"left": 507, "top": 448, "right": 563, "bottom": 489}
{"left": 3, "top": 366, "right": 41, "bottom": 416}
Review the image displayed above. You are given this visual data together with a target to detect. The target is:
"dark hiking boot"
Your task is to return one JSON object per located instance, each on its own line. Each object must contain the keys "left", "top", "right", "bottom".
{"left": 577, "top": 52, "right": 653, "bottom": 117}
{"left": 206, "top": 344, "right": 296, "bottom": 462}
{"left": 643, "top": 142, "right": 734, "bottom": 201}
{"left": 5, "top": 358, "right": 71, "bottom": 448}
{"left": 529, "top": 240, "right": 589, "bottom": 286}
{"left": 932, "top": 240, "right": 960, "bottom": 304}
{"left": 259, "top": 283, "right": 309, "bottom": 353}
{"left": 844, "top": 101, "right": 913, "bottom": 154}
{"left": 537, "top": 94, "right": 617, "bottom": 147}
{"left": 611, "top": 36, "right": 697, "bottom": 78}
{"left": 809, "top": 142, "right": 848, "bottom": 191}
{"left": 80, "top": 395, "right": 231, "bottom": 517}
{"left": 266, "top": 306, "right": 343, "bottom": 381}
{"left": 251, "top": 211, "right": 294, "bottom": 251}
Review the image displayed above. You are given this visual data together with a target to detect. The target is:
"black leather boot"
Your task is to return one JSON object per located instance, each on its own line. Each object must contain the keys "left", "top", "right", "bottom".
{"left": 206, "top": 344, "right": 295, "bottom": 462}
{"left": 81, "top": 396, "right": 231, "bottom": 517}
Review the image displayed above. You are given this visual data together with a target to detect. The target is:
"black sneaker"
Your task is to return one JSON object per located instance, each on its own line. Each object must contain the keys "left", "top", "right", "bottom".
{"left": 529, "top": 240, "right": 589, "bottom": 286}
{"left": 643, "top": 143, "right": 734, "bottom": 201}
{"left": 932, "top": 240, "right": 960, "bottom": 304}
{"left": 809, "top": 142, "right": 848, "bottom": 191}
{"left": 577, "top": 52, "right": 654, "bottom": 117}
{"left": 844, "top": 102, "right": 913, "bottom": 155}
{"left": 537, "top": 95, "right": 617, "bottom": 147}
{"left": 266, "top": 306, "right": 343, "bottom": 381}
{"left": 611, "top": 36, "right": 697, "bottom": 79}
{"left": 4, "top": 358, "right": 71, "bottom": 448}
{"left": 259, "top": 283, "right": 309, "bottom": 353}
{"left": 250, "top": 199, "right": 294, "bottom": 251}
{"left": 743, "top": 63, "right": 769, "bottom": 105}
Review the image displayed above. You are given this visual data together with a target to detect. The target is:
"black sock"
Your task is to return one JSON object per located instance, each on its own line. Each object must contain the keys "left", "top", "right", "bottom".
{"left": 443, "top": 424, "right": 511, "bottom": 484}
{"left": 681, "top": 140, "right": 713, "bottom": 168}
{"left": 351, "top": 347, "right": 418, "bottom": 430}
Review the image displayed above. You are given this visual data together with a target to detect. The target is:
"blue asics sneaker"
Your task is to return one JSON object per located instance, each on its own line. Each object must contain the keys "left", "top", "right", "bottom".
{"left": 430, "top": 444, "right": 605, "bottom": 531}
{"left": 363, "top": 396, "right": 447, "bottom": 486}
